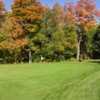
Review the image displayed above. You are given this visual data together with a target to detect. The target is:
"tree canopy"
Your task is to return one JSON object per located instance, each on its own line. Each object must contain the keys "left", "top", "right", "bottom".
{"left": 0, "top": 0, "right": 100, "bottom": 63}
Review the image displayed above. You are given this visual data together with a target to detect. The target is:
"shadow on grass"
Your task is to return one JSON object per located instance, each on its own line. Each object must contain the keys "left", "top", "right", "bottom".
{"left": 89, "top": 61, "right": 100, "bottom": 64}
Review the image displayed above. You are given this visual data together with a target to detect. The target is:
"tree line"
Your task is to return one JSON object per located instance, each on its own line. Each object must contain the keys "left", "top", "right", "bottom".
{"left": 0, "top": 0, "right": 100, "bottom": 64}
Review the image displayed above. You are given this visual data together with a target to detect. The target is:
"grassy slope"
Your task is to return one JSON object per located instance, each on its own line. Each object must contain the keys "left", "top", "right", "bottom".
{"left": 0, "top": 62, "right": 100, "bottom": 100}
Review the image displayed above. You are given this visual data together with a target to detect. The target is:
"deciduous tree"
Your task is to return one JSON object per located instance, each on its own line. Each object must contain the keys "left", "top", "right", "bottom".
{"left": 92, "top": 25, "right": 100, "bottom": 59}
{"left": 0, "top": 15, "right": 27, "bottom": 63}
{"left": 11, "top": 0, "right": 44, "bottom": 63}
{"left": 64, "top": 0, "right": 100, "bottom": 60}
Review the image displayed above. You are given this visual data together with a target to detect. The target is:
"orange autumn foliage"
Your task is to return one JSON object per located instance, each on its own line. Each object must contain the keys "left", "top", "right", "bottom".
{"left": 0, "top": 17, "right": 27, "bottom": 50}
{"left": 11, "top": 0, "right": 45, "bottom": 33}
{"left": 64, "top": 0, "right": 100, "bottom": 30}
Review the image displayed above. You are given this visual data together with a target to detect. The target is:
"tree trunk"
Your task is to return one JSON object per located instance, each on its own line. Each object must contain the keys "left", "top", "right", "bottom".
{"left": 29, "top": 50, "right": 32, "bottom": 63}
{"left": 77, "top": 35, "right": 82, "bottom": 61}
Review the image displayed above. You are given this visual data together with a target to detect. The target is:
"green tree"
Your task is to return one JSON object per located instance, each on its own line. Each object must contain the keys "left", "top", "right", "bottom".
{"left": 92, "top": 25, "right": 100, "bottom": 59}
{"left": 64, "top": 24, "right": 77, "bottom": 59}
{"left": 38, "top": 8, "right": 77, "bottom": 61}
{"left": 39, "top": 8, "right": 58, "bottom": 61}
{"left": 80, "top": 27, "right": 97, "bottom": 59}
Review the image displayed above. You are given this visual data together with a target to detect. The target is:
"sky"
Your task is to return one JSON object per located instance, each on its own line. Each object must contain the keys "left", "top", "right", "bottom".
{"left": 3, "top": 0, "right": 100, "bottom": 11}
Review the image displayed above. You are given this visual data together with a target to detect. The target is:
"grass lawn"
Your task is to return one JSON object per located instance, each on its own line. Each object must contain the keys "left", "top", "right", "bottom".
{"left": 0, "top": 62, "right": 100, "bottom": 100}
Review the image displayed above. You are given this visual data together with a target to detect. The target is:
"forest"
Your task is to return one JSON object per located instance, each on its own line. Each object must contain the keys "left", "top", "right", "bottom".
{"left": 0, "top": 0, "right": 100, "bottom": 64}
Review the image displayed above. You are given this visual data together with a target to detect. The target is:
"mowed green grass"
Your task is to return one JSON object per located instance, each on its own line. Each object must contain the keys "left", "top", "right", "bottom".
{"left": 0, "top": 62, "right": 100, "bottom": 100}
